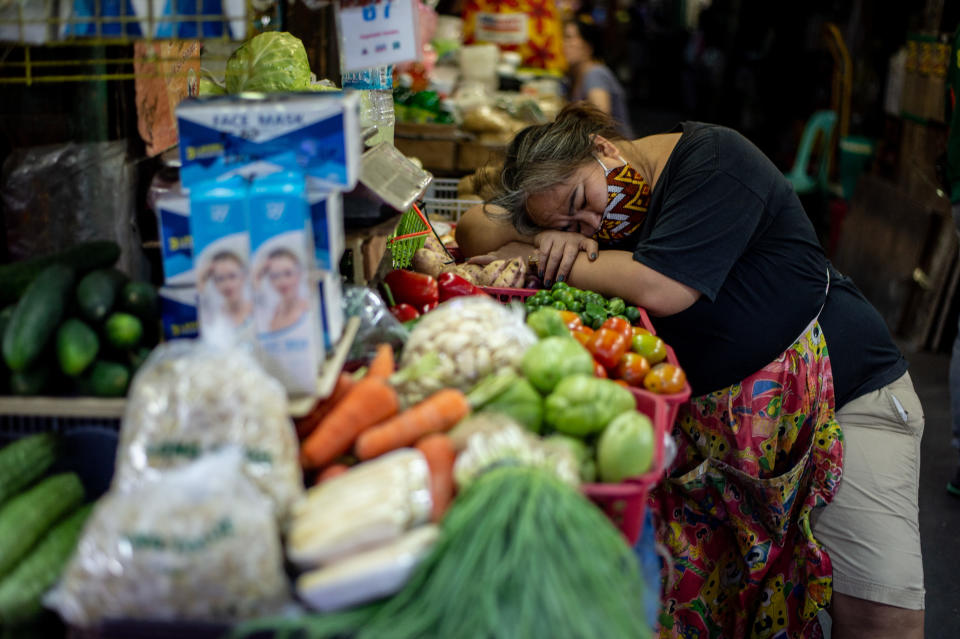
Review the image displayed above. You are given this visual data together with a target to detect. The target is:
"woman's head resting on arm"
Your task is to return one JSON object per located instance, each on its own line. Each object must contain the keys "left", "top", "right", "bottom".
{"left": 483, "top": 103, "right": 628, "bottom": 238}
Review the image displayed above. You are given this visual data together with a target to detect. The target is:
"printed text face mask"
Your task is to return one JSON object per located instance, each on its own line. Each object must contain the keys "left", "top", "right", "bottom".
{"left": 591, "top": 155, "right": 651, "bottom": 245}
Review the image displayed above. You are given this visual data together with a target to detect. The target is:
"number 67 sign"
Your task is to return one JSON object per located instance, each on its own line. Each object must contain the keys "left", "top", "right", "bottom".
{"left": 337, "top": 0, "right": 420, "bottom": 72}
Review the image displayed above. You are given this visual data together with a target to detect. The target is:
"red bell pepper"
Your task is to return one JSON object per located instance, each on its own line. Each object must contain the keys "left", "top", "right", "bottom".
{"left": 390, "top": 303, "right": 420, "bottom": 322}
{"left": 385, "top": 270, "right": 439, "bottom": 308}
{"left": 587, "top": 327, "right": 630, "bottom": 371}
{"left": 437, "top": 272, "right": 479, "bottom": 302}
{"left": 420, "top": 301, "right": 439, "bottom": 314}
{"left": 593, "top": 359, "right": 608, "bottom": 379}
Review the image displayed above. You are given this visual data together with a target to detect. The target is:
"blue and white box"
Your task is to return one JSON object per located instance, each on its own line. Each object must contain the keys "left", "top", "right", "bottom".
{"left": 250, "top": 172, "right": 323, "bottom": 396}
{"left": 176, "top": 92, "right": 360, "bottom": 191}
{"left": 155, "top": 191, "right": 194, "bottom": 286}
{"left": 190, "top": 176, "right": 253, "bottom": 337}
{"left": 159, "top": 286, "right": 199, "bottom": 340}
{"left": 308, "top": 190, "right": 344, "bottom": 271}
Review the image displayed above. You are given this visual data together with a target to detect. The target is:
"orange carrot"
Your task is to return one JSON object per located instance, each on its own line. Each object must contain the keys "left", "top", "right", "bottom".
{"left": 367, "top": 343, "right": 395, "bottom": 379}
{"left": 315, "top": 463, "right": 351, "bottom": 485}
{"left": 295, "top": 373, "right": 357, "bottom": 440}
{"left": 300, "top": 376, "right": 399, "bottom": 469}
{"left": 354, "top": 388, "right": 470, "bottom": 461}
{"left": 416, "top": 434, "right": 457, "bottom": 521}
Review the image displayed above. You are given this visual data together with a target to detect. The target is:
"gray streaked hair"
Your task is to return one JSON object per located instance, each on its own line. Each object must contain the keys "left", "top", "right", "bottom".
{"left": 483, "top": 102, "right": 625, "bottom": 234}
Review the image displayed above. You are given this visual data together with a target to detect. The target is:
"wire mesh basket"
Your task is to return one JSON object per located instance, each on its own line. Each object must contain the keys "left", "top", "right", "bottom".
{"left": 420, "top": 177, "right": 480, "bottom": 222}
{"left": 388, "top": 202, "right": 434, "bottom": 269}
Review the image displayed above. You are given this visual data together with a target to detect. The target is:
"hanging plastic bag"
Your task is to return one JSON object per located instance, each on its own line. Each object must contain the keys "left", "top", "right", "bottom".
{"left": 46, "top": 448, "right": 290, "bottom": 627}
{"left": 112, "top": 338, "right": 303, "bottom": 524}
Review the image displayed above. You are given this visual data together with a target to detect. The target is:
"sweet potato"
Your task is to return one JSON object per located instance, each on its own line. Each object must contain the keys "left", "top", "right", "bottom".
{"left": 412, "top": 248, "right": 446, "bottom": 278}
{"left": 479, "top": 259, "right": 509, "bottom": 286}
{"left": 491, "top": 258, "right": 527, "bottom": 288}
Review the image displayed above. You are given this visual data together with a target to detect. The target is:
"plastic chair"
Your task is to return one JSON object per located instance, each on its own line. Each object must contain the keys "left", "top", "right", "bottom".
{"left": 785, "top": 110, "right": 838, "bottom": 196}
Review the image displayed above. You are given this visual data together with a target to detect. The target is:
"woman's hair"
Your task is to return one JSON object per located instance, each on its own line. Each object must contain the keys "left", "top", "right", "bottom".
{"left": 566, "top": 14, "right": 604, "bottom": 61}
{"left": 211, "top": 251, "right": 245, "bottom": 269}
{"left": 267, "top": 247, "right": 301, "bottom": 268}
{"left": 484, "top": 102, "right": 625, "bottom": 234}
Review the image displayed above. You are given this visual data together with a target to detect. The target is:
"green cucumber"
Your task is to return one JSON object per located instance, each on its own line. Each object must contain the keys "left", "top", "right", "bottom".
{"left": 0, "top": 434, "right": 61, "bottom": 506}
{"left": 75, "top": 268, "right": 128, "bottom": 323}
{"left": 104, "top": 313, "right": 142, "bottom": 350}
{"left": 2, "top": 264, "right": 75, "bottom": 372}
{"left": 8, "top": 364, "right": 53, "bottom": 396}
{"left": 0, "top": 473, "right": 84, "bottom": 578}
{"left": 56, "top": 319, "right": 99, "bottom": 377}
{"left": 0, "top": 504, "right": 92, "bottom": 626}
{"left": 81, "top": 361, "right": 130, "bottom": 398}
{"left": 0, "top": 241, "right": 120, "bottom": 306}
{"left": 119, "top": 282, "right": 159, "bottom": 321}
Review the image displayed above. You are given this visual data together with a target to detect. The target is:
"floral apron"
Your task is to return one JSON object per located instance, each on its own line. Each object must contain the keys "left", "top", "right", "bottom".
{"left": 652, "top": 281, "right": 844, "bottom": 638}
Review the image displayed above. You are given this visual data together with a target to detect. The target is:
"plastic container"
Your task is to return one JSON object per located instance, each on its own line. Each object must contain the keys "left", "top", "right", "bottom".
{"left": 420, "top": 177, "right": 477, "bottom": 222}
{"left": 483, "top": 285, "right": 692, "bottom": 543}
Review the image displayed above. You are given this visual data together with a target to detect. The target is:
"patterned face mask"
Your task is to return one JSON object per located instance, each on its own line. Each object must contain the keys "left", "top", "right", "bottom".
{"left": 591, "top": 155, "right": 652, "bottom": 244}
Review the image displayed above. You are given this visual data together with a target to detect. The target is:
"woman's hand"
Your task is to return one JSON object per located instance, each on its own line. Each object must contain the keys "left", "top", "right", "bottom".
{"left": 534, "top": 230, "right": 598, "bottom": 285}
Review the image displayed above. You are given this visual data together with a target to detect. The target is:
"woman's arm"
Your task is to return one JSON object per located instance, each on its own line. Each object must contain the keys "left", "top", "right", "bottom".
{"left": 567, "top": 250, "right": 701, "bottom": 317}
{"left": 457, "top": 203, "right": 531, "bottom": 257}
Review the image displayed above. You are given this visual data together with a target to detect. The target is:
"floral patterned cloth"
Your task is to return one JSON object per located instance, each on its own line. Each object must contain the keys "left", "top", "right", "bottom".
{"left": 653, "top": 321, "right": 843, "bottom": 639}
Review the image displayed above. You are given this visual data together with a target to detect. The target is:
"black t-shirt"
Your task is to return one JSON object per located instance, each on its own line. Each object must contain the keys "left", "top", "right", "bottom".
{"left": 629, "top": 122, "right": 906, "bottom": 406}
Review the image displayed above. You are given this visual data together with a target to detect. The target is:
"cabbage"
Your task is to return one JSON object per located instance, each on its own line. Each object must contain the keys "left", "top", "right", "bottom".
{"left": 225, "top": 32, "right": 313, "bottom": 94}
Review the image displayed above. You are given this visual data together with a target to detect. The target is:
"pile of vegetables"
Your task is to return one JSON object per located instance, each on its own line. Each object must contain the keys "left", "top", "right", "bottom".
{"left": 234, "top": 465, "right": 651, "bottom": 639}
{"left": 410, "top": 235, "right": 529, "bottom": 289}
{"left": 526, "top": 285, "right": 687, "bottom": 396}
{"left": 0, "top": 434, "right": 92, "bottom": 628}
{"left": 0, "top": 241, "right": 160, "bottom": 397}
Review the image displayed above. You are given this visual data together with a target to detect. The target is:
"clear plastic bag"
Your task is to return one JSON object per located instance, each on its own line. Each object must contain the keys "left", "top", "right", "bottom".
{"left": 395, "top": 296, "right": 536, "bottom": 407}
{"left": 112, "top": 339, "right": 303, "bottom": 524}
{"left": 47, "top": 449, "right": 290, "bottom": 627}
{"left": 343, "top": 284, "right": 408, "bottom": 364}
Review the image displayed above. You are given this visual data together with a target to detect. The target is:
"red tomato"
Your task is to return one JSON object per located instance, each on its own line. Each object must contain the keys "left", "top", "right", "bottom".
{"left": 558, "top": 310, "right": 583, "bottom": 330}
{"left": 613, "top": 379, "right": 631, "bottom": 388}
{"left": 643, "top": 363, "right": 687, "bottom": 394}
{"left": 615, "top": 352, "right": 651, "bottom": 386}
{"left": 602, "top": 317, "right": 633, "bottom": 342}
{"left": 632, "top": 326, "right": 652, "bottom": 338}
{"left": 587, "top": 327, "right": 629, "bottom": 371}
{"left": 593, "top": 359, "right": 608, "bottom": 379}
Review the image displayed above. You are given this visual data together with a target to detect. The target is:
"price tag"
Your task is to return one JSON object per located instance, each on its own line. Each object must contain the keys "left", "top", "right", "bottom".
{"left": 337, "top": 0, "right": 420, "bottom": 72}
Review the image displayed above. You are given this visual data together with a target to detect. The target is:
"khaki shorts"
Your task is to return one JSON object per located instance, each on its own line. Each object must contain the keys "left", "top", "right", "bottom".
{"left": 811, "top": 371, "right": 925, "bottom": 610}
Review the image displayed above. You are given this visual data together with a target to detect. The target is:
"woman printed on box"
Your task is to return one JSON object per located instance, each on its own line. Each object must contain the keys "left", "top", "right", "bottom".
{"left": 562, "top": 15, "right": 634, "bottom": 139}
{"left": 456, "top": 103, "right": 924, "bottom": 639}
{"left": 258, "top": 248, "right": 309, "bottom": 333}
{"left": 199, "top": 251, "right": 253, "bottom": 328}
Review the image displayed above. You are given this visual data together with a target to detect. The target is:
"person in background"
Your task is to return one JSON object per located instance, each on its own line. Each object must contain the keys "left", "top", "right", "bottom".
{"left": 946, "top": 23, "right": 960, "bottom": 498}
{"left": 562, "top": 15, "right": 634, "bottom": 138}
{"left": 456, "top": 103, "right": 924, "bottom": 638}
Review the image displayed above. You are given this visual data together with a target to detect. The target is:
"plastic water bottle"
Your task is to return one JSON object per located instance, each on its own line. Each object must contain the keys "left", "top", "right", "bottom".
{"left": 342, "top": 66, "right": 395, "bottom": 147}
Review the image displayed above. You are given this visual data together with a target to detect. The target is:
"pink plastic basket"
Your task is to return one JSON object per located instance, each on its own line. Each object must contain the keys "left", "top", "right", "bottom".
{"left": 482, "top": 285, "right": 691, "bottom": 543}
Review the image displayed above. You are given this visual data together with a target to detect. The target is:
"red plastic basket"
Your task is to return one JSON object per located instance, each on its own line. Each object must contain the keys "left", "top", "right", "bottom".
{"left": 483, "top": 285, "right": 692, "bottom": 544}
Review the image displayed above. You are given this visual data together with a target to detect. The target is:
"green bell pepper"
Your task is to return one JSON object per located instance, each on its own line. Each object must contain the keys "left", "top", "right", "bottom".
{"left": 480, "top": 377, "right": 544, "bottom": 433}
{"left": 544, "top": 374, "right": 637, "bottom": 437}
{"left": 526, "top": 307, "right": 570, "bottom": 339}
{"left": 521, "top": 336, "right": 595, "bottom": 394}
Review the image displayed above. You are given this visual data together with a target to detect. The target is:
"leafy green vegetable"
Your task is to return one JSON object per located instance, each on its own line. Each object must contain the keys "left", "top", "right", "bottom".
{"left": 232, "top": 466, "right": 650, "bottom": 639}
{"left": 225, "top": 32, "right": 313, "bottom": 94}
{"left": 544, "top": 374, "right": 636, "bottom": 437}
{"left": 521, "top": 337, "right": 594, "bottom": 394}
{"left": 606, "top": 297, "right": 626, "bottom": 316}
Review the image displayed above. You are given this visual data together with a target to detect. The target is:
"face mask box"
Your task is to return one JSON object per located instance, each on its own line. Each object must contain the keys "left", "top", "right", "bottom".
{"left": 159, "top": 286, "right": 199, "bottom": 341}
{"left": 317, "top": 270, "right": 344, "bottom": 351}
{"left": 176, "top": 92, "right": 360, "bottom": 192}
{"left": 250, "top": 172, "right": 323, "bottom": 396}
{"left": 308, "top": 190, "right": 344, "bottom": 271}
{"left": 190, "top": 176, "right": 253, "bottom": 338}
{"left": 155, "top": 191, "right": 195, "bottom": 287}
